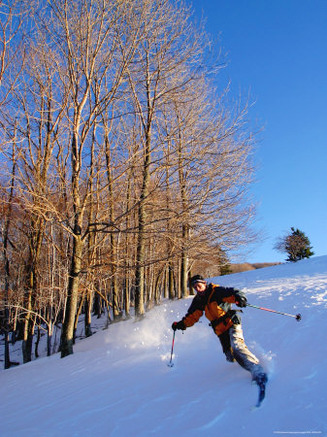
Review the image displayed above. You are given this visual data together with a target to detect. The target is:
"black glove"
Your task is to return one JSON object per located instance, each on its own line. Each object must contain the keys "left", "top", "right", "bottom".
{"left": 235, "top": 292, "right": 247, "bottom": 308}
{"left": 172, "top": 321, "right": 185, "bottom": 331}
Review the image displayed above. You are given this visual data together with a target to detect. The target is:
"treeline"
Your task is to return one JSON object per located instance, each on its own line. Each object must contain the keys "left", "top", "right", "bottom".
{"left": 0, "top": 0, "right": 256, "bottom": 368}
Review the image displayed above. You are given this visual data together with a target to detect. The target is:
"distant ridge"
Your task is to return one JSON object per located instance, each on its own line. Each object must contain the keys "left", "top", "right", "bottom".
{"left": 228, "top": 262, "right": 282, "bottom": 274}
{"left": 198, "top": 261, "right": 282, "bottom": 278}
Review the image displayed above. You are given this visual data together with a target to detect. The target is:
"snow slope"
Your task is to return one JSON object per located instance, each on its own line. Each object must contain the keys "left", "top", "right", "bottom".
{"left": 1, "top": 256, "right": 327, "bottom": 436}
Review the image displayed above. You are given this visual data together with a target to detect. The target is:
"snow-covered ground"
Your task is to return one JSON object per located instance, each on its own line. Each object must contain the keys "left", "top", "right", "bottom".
{"left": 1, "top": 256, "right": 327, "bottom": 436}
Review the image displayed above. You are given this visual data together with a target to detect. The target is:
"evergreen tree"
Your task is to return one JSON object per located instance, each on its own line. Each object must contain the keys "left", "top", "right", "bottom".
{"left": 275, "top": 227, "right": 314, "bottom": 262}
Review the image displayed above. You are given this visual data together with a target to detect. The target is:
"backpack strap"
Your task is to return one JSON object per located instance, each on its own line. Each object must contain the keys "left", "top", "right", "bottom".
{"left": 209, "top": 309, "right": 243, "bottom": 329}
{"left": 209, "top": 310, "right": 236, "bottom": 329}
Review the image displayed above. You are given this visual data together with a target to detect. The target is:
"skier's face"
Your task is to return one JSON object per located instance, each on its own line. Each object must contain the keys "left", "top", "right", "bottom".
{"left": 193, "top": 282, "right": 206, "bottom": 294}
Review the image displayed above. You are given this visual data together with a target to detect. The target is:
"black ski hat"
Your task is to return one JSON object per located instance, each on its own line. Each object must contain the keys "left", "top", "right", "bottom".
{"left": 189, "top": 275, "right": 206, "bottom": 288}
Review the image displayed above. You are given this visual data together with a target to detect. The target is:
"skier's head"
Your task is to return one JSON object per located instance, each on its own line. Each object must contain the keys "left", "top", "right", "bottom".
{"left": 189, "top": 275, "right": 207, "bottom": 294}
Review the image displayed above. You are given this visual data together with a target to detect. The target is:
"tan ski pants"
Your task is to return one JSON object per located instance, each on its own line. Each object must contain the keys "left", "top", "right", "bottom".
{"left": 229, "top": 324, "right": 264, "bottom": 379}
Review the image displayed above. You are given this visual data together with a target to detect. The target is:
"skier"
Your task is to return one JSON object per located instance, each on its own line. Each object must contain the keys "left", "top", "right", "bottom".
{"left": 172, "top": 275, "right": 267, "bottom": 400}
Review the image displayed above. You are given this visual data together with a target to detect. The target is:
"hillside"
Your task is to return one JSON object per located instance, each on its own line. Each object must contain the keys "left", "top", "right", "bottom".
{"left": 195, "top": 260, "right": 281, "bottom": 277}
{"left": 1, "top": 256, "right": 327, "bottom": 436}
{"left": 229, "top": 261, "right": 281, "bottom": 273}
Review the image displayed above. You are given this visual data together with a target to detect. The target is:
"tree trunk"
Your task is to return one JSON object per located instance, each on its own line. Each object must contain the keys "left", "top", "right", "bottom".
{"left": 61, "top": 231, "right": 83, "bottom": 357}
{"left": 47, "top": 319, "right": 53, "bottom": 357}
{"left": 134, "top": 132, "right": 151, "bottom": 318}
{"left": 180, "top": 224, "right": 190, "bottom": 298}
{"left": 123, "top": 276, "right": 130, "bottom": 317}
{"left": 34, "top": 324, "right": 41, "bottom": 358}
{"left": 84, "top": 290, "right": 93, "bottom": 337}
{"left": 22, "top": 271, "right": 35, "bottom": 363}
{"left": 168, "top": 262, "right": 175, "bottom": 300}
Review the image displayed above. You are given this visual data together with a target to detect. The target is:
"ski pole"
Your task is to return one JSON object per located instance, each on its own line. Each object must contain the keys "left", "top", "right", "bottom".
{"left": 246, "top": 303, "right": 301, "bottom": 321}
{"left": 168, "top": 330, "right": 176, "bottom": 367}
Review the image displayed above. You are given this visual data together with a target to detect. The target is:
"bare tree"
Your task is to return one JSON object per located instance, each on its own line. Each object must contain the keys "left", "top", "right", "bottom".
{"left": 32, "top": 0, "right": 143, "bottom": 357}
{"left": 0, "top": 132, "right": 17, "bottom": 368}
{"left": 0, "top": 0, "right": 29, "bottom": 367}
{"left": 125, "top": 0, "right": 204, "bottom": 316}
{"left": 9, "top": 21, "right": 70, "bottom": 361}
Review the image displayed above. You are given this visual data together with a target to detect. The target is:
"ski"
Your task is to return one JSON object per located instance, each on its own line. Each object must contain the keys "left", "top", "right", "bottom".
{"left": 256, "top": 381, "right": 266, "bottom": 407}
{"left": 254, "top": 374, "right": 267, "bottom": 408}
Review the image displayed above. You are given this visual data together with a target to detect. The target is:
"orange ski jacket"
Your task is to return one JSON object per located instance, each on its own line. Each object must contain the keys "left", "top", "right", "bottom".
{"left": 181, "top": 283, "right": 245, "bottom": 336}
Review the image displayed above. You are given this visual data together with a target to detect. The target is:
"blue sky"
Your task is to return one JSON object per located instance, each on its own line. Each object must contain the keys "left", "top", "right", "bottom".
{"left": 190, "top": 0, "right": 327, "bottom": 263}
